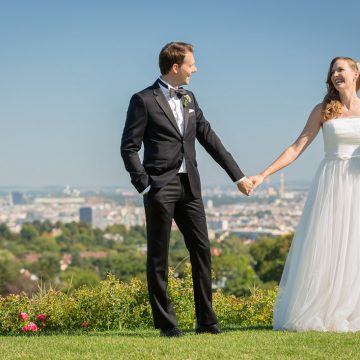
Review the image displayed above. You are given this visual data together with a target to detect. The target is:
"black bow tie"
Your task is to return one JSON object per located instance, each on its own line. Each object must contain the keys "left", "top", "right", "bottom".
{"left": 158, "top": 78, "right": 187, "bottom": 98}
{"left": 169, "top": 87, "right": 187, "bottom": 98}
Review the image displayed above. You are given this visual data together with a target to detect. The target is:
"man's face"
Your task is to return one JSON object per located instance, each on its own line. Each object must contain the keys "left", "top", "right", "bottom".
{"left": 176, "top": 51, "right": 197, "bottom": 85}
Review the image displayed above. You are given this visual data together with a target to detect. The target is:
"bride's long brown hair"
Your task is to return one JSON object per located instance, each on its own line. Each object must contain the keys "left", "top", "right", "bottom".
{"left": 322, "top": 57, "right": 360, "bottom": 121}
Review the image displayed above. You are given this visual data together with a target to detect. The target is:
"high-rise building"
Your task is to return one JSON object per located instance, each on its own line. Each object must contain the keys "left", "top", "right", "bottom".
{"left": 79, "top": 207, "right": 92, "bottom": 224}
{"left": 11, "top": 192, "right": 25, "bottom": 205}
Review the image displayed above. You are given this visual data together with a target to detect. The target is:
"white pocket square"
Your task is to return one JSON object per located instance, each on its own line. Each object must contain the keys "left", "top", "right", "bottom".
{"left": 189, "top": 109, "right": 195, "bottom": 113}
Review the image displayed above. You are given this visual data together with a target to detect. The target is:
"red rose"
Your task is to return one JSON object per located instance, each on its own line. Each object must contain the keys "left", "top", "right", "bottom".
{"left": 18, "top": 312, "right": 29, "bottom": 321}
{"left": 36, "top": 314, "right": 46, "bottom": 322}
{"left": 82, "top": 322, "right": 89, "bottom": 328}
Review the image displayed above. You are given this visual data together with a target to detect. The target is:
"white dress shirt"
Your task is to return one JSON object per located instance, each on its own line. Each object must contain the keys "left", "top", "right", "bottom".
{"left": 158, "top": 78, "right": 187, "bottom": 173}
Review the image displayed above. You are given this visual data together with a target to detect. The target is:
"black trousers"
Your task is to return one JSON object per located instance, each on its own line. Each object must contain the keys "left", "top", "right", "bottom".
{"left": 143, "top": 173, "right": 217, "bottom": 329}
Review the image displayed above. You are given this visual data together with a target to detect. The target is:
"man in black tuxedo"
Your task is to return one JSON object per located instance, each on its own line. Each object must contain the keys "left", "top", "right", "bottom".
{"left": 121, "top": 42, "right": 252, "bottom": 337}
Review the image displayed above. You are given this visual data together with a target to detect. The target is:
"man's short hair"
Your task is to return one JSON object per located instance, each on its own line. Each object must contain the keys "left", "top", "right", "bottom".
{"left": 159, "top": 42, "right": 194, "bottom": 75}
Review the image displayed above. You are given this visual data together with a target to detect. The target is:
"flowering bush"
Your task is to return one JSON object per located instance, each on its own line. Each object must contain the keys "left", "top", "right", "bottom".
{"left": 17, "top": 311, "right": 49, "bottom": 334}
{"left": 0, "top": 267, "right": 276, "bottom": 334}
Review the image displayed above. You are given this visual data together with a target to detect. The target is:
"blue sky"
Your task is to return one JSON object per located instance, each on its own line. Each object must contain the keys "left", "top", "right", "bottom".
{"left": 1, "top": 0, "right": 359, "bottom": 188}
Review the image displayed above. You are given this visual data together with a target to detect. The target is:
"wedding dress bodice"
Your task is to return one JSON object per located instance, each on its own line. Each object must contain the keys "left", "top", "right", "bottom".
{"left": 323, "top": 117, "right": 360, "bottom": 160}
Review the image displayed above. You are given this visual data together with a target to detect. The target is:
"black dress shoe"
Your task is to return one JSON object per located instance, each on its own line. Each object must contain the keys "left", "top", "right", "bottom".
{"left": 195, "top": 323, "right": 222, "bottom": 334}
{"left": 160, "top": 327, "right": 185, "bottom": 337}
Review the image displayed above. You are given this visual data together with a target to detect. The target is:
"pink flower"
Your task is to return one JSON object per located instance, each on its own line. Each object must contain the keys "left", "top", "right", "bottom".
{"left": 36, "top": 314, "right": 46, "bottom": 322}
{"left": 27, "top": 322, "right": 38, "bottom": 332}
{"left": 22, "top": 322, "right": 38, "bottom": 332}
{"left": 18, "top": 312, "right": 29, "bottom": 321}
{"left": 82, "top": 322, "right": 89, "bottom": 328}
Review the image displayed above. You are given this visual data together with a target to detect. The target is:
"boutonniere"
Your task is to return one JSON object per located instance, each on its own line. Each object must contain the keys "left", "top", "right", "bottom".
{"left": 182, "top": 95, "right": 191, "bottom": 108}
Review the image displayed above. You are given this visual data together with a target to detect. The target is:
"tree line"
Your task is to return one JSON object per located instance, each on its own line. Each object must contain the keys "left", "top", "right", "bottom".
{"left": 0, "top": 221, "right": 292, "bottom": 297}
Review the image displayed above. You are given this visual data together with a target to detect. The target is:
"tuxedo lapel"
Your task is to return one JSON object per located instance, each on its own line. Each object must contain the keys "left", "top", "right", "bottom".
{"left": 183, "top": 106, "right": 189, "bottom": 136}
{"left": 153, "top": 87, "right": 182, "bottom": 137}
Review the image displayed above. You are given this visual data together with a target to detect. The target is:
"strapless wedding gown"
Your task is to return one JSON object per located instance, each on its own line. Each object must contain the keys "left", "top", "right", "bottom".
{"left": 274, "top": 117, "right": 360, "bottom": 332}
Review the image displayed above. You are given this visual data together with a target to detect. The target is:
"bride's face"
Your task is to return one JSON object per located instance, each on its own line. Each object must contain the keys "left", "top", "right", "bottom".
{"left": 331, "top": 59, "right": 358, "bottom": 91}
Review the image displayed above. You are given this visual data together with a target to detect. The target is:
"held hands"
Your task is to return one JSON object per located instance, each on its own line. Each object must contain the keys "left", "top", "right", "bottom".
{"left": 248, "top": 174, "right": 265, "bottom": 193}
{"left": 237, "top": 178, "right": 253, "bottom": 196}
{"left": 237, "top": 174, "right": 266, "bottom": 196}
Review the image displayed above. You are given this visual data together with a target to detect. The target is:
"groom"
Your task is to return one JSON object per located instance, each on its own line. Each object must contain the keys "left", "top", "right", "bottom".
{"left": 121, "top": 42, "right": 252, "bottom": 337}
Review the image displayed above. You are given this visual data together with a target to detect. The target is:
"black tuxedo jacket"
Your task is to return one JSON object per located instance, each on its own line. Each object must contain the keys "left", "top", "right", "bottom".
{"left": 121, "top": 80, "right": 244, "bottom": 198}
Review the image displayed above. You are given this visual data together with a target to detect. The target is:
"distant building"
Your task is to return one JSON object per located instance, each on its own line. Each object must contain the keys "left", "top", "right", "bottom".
{"left": 230, "top": 228, "right": 280, "bottom": 239}
{"left": 60, "top": 254, "right": 72, "bottom": 271}
{"left": 24, "top": 253, "right": 41, "bottom": 263}
{"left": 79, "top": 206, "right": 106, "bottom": 229}
{"left": 11, "top": 192, "right": 25, "bottom": 205}
{"left": 34, "top": 197, "right": 85, "bottom": 204}
{"left": 63, "top": 185, "right": 80, "bottom": 197}
{"left": 279, "top": 173, "right": 285, "bottom": 199}
{"left": 207, "top": 218, "right": 229, "bottom": 231}
{"left": 79, "top": 207, "right": 92, "bottom": 224}
{"left": 92, "top": 210, "right": 106, "bottom": 230}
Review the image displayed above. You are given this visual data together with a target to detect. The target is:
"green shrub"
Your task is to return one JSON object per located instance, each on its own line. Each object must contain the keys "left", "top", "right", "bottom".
{"left": 0, "top": 266, "right": 277, "bottom": 334}
{"left": 213, "top": 287, "right": 276, "bottom": 327}
{"left": 168, "top": 267, "right": 196, "bottom": 329}
{"left": 0, "top": 293, "right": 32, "bottom": 333}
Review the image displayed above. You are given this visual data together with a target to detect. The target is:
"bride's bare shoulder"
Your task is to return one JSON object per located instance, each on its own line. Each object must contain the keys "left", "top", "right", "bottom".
{"left": 311, "top": 103, "right": 323, "bottom": 116}
{"left": 308, "top": 103, "right": 323, "bottom": 125}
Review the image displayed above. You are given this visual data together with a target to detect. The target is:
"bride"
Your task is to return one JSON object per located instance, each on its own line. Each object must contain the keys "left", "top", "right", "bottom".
{"left": 250, "top": 57, "right": 360, "bottom": 332}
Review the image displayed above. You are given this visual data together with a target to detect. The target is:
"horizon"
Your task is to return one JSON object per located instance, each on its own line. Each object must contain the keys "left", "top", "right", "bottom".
{"left": 0, "top": 178, "right": 312, "bottom": 193}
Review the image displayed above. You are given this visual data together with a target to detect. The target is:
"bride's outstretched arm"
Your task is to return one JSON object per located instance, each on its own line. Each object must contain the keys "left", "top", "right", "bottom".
{"left": 250, "top": 104, "right": 323, "bottom": 191}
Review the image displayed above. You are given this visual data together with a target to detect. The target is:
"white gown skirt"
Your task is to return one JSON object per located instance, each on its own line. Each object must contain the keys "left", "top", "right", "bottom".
{"left": 273, "top": 157, "right": 360, "bottom": 332}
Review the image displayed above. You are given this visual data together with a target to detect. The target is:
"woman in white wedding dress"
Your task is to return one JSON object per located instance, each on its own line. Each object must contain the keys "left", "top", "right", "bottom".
{"left": 250, "top": 57, "right": 360, "bottom": 332}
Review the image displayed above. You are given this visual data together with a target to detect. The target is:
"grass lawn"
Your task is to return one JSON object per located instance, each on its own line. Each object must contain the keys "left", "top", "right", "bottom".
{"left": 1, "top": 326, "right": 360, "bottom": 359}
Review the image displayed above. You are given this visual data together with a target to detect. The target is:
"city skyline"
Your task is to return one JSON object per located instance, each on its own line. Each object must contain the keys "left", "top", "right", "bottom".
{"left": 1, "top": 180, "right": 307, "bottom": 238}
{"left": 1, "top": 0, "right": 359, "bottom": 187}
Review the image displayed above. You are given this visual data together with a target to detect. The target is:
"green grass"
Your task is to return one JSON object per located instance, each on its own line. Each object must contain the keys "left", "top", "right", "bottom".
{"left": 1, "top": 326, "right": 360, "bottom": 359}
